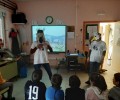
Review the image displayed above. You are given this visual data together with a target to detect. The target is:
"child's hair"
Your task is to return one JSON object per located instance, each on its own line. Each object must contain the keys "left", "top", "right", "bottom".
{"left": 90, "top": 73, "right": 107, "bottom": 94}
{"left": 32, "top": 69, "right": 42, "bottom": 82}
{"left": 69, "top": 75, "right": 81, "bottom": 88}
{"left": 51, "top": 74, "right": 62, "bottom": 89}
{"left": 114, "top": 72, "right": 120, "bottom": 87}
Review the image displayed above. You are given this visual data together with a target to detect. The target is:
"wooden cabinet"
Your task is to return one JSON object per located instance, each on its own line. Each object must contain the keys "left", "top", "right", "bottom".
{"left": 0, "top": 61, "right": 18, "bottom": 80}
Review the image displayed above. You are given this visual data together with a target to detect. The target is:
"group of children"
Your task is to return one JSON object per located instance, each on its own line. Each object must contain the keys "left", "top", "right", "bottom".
{"left": 24, "top": 69, "right": 84, "bottom": 100}
{"left": 0, "top": 69, "right": 120, "bottom": 100}
{"left": 24, "top": 69, "right": 120, "bottom": 100}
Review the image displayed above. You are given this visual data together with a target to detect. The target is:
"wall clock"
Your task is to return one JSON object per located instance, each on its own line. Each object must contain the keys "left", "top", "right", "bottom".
{"left": 45, "top": 16, "right": 53, "bottom": 24}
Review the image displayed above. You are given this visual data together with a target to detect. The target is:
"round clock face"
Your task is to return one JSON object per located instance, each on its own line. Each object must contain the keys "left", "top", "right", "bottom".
{"left": 46, "top": 16, "right": 53, "bottom": 24}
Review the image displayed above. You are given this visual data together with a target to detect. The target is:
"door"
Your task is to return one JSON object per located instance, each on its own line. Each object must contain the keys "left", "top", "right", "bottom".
{"left": 111, "top": 22, "right": 120, "bottom": 71}
{"left": 100, "top": 22, "right": 120, "bottom": 71}
{"left": 99, "top": 22, "right": 115, "bottom": 68}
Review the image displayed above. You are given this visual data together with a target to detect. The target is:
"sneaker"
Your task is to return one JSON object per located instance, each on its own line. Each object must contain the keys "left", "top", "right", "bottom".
{"left": 85, "top": 80, "right": 90, "bottom": 85}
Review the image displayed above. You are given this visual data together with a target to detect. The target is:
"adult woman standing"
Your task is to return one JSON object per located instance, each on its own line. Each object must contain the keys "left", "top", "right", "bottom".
{"left": 30, "top": 30, "right": 53, "bottom": 80}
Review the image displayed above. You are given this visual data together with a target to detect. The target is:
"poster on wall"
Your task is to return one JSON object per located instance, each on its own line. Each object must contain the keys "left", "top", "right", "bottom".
{"left": 67, "top": 32, "right": 74, "bottom": 39}
{"left": 85, "top": 24, "right": 98, "bottom": 46}
{"left": 86, "top": 24, "right": 98, "bottom": 39}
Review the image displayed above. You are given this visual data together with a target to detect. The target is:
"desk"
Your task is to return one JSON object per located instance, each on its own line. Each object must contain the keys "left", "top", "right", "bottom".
{"left": 0, "top": 60, "right": 18, "bottom": 80}
{"left": 66, "top": 53, "right": 86, "bottom": 71}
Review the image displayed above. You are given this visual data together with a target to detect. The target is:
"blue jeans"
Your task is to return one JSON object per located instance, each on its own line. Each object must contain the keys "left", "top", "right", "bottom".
{"left": 34, "top": 63, "right": 52, "bottom": 80}
{"left": 89, "top": 62, "right": 100, "bottom": 77}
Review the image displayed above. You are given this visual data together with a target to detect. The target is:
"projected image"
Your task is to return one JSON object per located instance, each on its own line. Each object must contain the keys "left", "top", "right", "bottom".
{"left": 32, "top": 25, "right": 66, "bottom": 53}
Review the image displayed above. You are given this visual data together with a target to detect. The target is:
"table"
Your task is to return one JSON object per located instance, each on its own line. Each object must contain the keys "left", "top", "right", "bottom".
{"left": 66, "top": 53, "right": 86, "bottom": 71}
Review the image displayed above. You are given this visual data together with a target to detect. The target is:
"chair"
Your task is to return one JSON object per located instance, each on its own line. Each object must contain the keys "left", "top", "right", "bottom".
{"left": 84, "top": 51, "right": 89, "bottom": 71}
{"left": 57, "top": 58, "right": 66, "bottom": 73}
{"left": 66, "top": 55, "right": 79, "bottom": 72}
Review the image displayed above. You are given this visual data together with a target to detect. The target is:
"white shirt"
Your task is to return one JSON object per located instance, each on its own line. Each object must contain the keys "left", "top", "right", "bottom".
{"left": 89, "top": 40, "right": 106, "bottom": 63}
{"left": 85, "top": 86, "right": 108, "bottom": 100}
{"left": 31, "top": 41, "right": 50, "bottom": 64}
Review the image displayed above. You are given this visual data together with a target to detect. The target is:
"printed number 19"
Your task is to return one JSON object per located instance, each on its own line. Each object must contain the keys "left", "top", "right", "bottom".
{"left": 28, "top": 86, "right": 38, "bottom": 99}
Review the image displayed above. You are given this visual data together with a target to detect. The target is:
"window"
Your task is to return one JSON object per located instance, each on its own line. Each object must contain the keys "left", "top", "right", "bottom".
{"left": 0, "top": 12, "right": 5, "bottom": 47}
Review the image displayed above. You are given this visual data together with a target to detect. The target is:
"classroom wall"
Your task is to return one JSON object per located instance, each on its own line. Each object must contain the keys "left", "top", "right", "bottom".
{"left": 0, "top": 5, "right": 15, "bottom": 50}
{"left": 14, "top": 0, "right": 120, "bottom": 54}
{"left": 11, "top": 0, "right": 120, "bottom": 65}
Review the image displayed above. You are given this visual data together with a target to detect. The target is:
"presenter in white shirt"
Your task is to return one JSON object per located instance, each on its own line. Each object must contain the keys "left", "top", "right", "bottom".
{"left": 30, "top": 30, "right": 53, "bottom": 80}
{"left": 85, "top": 33, "right": 106, "bottom": 85}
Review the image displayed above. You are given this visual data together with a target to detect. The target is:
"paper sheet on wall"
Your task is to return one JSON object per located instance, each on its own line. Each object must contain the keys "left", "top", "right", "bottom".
{"left": 67, "top": 32, "right": 74, "bottom": 39}
{"left": 87, "top": 25, "right": 98, "bottom": 38}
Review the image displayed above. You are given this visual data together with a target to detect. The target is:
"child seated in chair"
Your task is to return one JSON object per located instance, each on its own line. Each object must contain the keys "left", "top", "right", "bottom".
{"left": 0, "top": 72, "right": 15, "bottom": 100}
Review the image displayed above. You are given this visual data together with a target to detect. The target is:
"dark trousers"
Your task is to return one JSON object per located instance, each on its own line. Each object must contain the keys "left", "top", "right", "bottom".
{"left": 34, "top": 63, "right": 52, "bottom": 80}
{"left": 88, "top": 62, "right": 100, "bottom": 78}
{"left": 0, "top": 82, "right": 13, "bottom": 99}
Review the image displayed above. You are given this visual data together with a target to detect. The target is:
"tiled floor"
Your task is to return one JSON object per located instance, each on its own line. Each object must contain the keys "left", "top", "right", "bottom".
{"left": 11, "top": 63, "right": 116, "bottom": 100}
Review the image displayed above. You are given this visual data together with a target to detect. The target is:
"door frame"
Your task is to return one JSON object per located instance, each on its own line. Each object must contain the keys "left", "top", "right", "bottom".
{"left": 83, "top": 20, "right": 117, "bottom": 51}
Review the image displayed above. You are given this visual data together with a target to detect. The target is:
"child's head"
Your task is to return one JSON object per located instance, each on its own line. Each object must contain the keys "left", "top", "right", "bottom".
{"left": 51, "top": 74, "right": 62, "bottom": 89}
{"left": 90, "top": 73, "right": 107, "bottom": 93}
{"left": 69, "top": 75, "right": 81, "bottom": 88}
{"left": 32, "top": 69, "right": 42, "bottom": 82}
{"left": 113, "top": 72, "right": 120, "bottom": 87}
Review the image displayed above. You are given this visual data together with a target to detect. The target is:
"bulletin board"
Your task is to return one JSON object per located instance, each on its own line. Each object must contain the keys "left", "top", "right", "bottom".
{"left": 85, "top": 24, "right": 98, "bottom": 39}
{"left": 83, "top": 21, "right": 99, "bottom": 51}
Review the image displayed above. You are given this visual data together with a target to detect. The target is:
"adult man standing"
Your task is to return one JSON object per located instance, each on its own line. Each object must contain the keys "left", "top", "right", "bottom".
{"left": 30, "top": 30, "right": 53, "bottom": 80}
{"left": 85, "top": 33, "right": 106, "bottom": 84}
